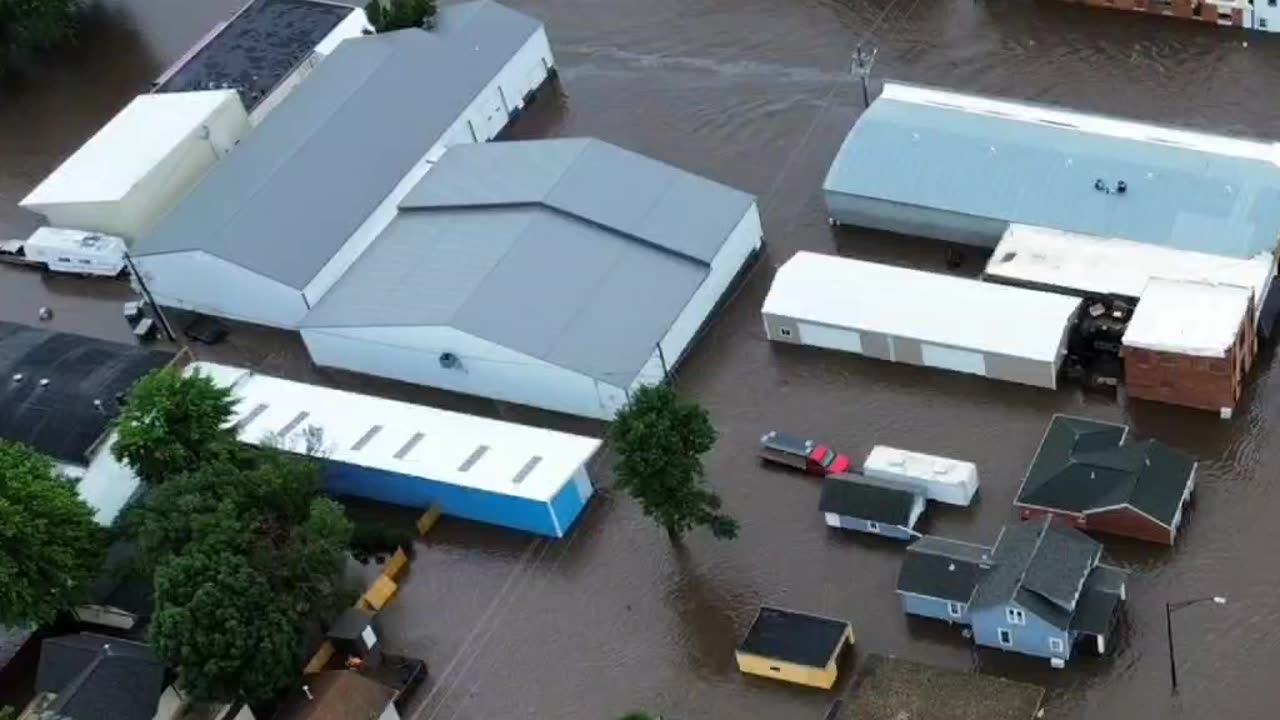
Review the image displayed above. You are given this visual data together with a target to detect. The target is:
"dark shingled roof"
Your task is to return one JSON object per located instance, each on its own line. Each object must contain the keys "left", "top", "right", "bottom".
{"left": 1018, "top": 415, "right": 1196, "bottom": 527}
{"left": 897, "top": 536, "right": 992, "bottom": 603}
{"left": 153, "top": 0, "right": 355, "bottom": 111}
{"left": 85, "top": 542, "right": 154, "bottom": 619}
{"left": 820, "top": 477, "right": 920, "bottom": 526}
{"left": 1020, "top": 523, "right": 1101, "bottom": 611}
{"left": 36, "top": 634, "right": 166, "bottom": 720}
{"left": 0, "top": 322, "right": 174, "bottom": 464}
{"left": 737, "top": 606, "right": 850, "bottom": 668}
{"left": 1070, "top": 565, "right": 1127, "bottom": 636}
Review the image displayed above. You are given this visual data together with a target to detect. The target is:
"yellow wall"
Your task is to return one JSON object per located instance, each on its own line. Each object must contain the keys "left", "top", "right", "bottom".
{"left": 734, "top": 626, "right": 853, "bottom": 689}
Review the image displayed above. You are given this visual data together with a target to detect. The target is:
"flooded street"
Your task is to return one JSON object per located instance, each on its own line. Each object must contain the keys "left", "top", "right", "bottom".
{"left": 4, "top": 0, "right": 1280, "bottom": 717}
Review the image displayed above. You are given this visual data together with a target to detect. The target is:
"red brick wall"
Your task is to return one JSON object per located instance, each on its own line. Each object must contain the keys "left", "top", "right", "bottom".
{"left": 1018, "top": 505, "right": 1174, "bottom": 544}
{"left": 1055, "top": 0, "right": 1244, "bottom": 27}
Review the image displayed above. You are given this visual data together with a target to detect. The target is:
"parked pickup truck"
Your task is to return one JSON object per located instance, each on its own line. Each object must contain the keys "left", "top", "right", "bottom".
{"left": 759, "top": 431, "right": 851, "bottom": 476}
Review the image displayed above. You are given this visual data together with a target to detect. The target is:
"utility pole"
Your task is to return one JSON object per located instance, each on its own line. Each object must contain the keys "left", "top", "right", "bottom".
{"left": 123, "top": 251, "right": 177, "bottom": 342}
{"left": 852, "top": 44, "right": 877, "bottom": 108}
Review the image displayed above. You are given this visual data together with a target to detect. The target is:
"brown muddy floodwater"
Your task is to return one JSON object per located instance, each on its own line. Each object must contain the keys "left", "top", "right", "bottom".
{"left": 4, "top": 1, "right": 1280, "bottom": 718}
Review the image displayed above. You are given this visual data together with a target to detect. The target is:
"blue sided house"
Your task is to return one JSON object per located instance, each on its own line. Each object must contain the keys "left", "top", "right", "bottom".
{"left": 191, "top": 361, "right": 601, "bottom": 538}
{"left": 896, "top": 516, "right": 1128, "bottom": 667}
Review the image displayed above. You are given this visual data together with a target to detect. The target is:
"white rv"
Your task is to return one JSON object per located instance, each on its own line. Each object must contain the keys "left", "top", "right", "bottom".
{"left": 19, "top": 227, "right": 127, "bottom": 277}
{"left": 860, "top": 446, "right": 979, "bottom": 507}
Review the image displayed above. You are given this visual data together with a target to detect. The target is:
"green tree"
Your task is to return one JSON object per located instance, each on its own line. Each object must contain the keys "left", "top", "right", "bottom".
{"left": 0, "top": 441, "right": 104, "bottom": 626}
{"left": 0, "top": 0, "right": 83, "bottom": 77}
{"left": 366, "top": 0, "right": 436, "bottom": 32}
{"left": 609, "top": 384, "right": 737, "bottom": 543}
{"left": 113, "top": 367, "right": 237, "bottom": 485}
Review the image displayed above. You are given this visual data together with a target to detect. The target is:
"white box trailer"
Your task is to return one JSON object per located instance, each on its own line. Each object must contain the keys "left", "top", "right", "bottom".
{"left": 761, "top": 251, "right": 1083, "bottom": 389}
{"left": 860, "top": 445, "right": 979, "bottom": 506}
{"left": 12, "top": 227, "right": 127, "bottom": 277}
{"left": 19, "top": 90, "right": 249, "bottom": 242}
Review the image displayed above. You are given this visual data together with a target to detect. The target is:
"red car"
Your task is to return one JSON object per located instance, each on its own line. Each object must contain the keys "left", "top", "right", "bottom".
{"left": 759, "top": 431, "right": 852, "bottom": 476}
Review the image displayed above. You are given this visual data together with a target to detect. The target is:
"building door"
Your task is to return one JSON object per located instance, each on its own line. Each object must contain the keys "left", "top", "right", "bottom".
{"left": 921, "top": 343, "right": 986, "bottom": 376}
{"left": 797, "top": 322, "right": 863, "bottom": 354}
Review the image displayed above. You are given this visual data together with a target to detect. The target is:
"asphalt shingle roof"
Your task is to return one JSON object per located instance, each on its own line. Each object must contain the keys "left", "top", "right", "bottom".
{"left": 1070, "top": 565, "right": 1128, "bottom": 636}
{"left": 135, "top": 0, "right": 544, "bottom": 289}
{"left": 737, "top": 607, "right": 849, "bottom": 668}
{"left": 1018, "top": 415, "right": 1196, "bottom": 526}
{"left": 1020, "top": 522, "right": 1101, "bottom": 611}
{"left": 36, "top": 634, "right": 165, "bottom": 720}
{"left": 897, "top": 536, "right": 991, "bottom": 603}
{"left": 825, "top": 82, "right": 1280, "bottom": 258}
{"left": 301, "top": 139, "right": 756, "bottom": 385}
{"left": 820, "top": 477, "right": 919, "bottom": 526}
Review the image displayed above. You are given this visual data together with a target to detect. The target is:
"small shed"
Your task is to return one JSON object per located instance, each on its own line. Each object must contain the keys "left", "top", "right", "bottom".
{"left": 862, "top": 445, "right": 979, "bottom": 506}
{"left": 1121, "top": 279, "right": 1257, "bottom": 417}
{"left": 819, "top": 476, "right": 925, "bottom": 540}
{"left": 20, "top": 90, "right": 248, "bottom": 241}
{"left": 761, "top": 252, "right": 1082, "bottom": 389}
{"left": 735, "top": 606, "right": 853, "bottom": 689}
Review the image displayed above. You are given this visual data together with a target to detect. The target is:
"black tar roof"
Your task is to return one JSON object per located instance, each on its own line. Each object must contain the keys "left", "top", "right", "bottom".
{"left": 1018, "top": 415, "right": 1196, "bottom": 527}
{"left": 36, "top": 634, "right": 166, "bottom": 720}
{"left": 737, "top": 606, "right": 849, "bottom": 668}
{"left": 820, "top": 477, "right": 920, "bottom": 526}
{"left": 897, "top": 536, "right": 991, "bottom": 603}
{"left": 0, "top": 322, "right": 173, "bottom": 464}
{"left": 153, "top": 0, "right": 355, "bottom": 111}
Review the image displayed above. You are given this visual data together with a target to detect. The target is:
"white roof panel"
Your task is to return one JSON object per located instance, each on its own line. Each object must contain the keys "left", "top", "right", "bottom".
{"left": 189, "top": 362, "right": 601, "bottom": 502}
{"left": 762, "top": 251, "right": 1082, "bottom": 362}
{"left": 987, "top": 224, "right": 1274, "bottom": 316}
{"left": 1122, "top": 279, "right": 1252, "bottom": 358}
{"left": 864, "top": 446, "right": 978, "bottom": 488}
{"left": 21, "top": 90, "right": 241, "bottom": 206}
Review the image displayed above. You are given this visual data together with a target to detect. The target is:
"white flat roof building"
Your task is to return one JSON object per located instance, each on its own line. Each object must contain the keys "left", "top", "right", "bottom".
{"left": 190, "top": 362, "right": 601, "bottom": 537}
{"left": 987, "top": 224, "right": 1275, "bottom": 316}
{"left": 1122, "top": 279, "right": 1254, "bottom": 358}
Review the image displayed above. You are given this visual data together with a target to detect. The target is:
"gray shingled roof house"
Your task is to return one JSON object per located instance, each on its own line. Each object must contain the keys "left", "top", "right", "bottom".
{"left": 301, "top": 138, "right": 763, "bottom": 419}
{"left": 1014, "top": 415, "right": 1197, "bottom": 545}
{"left": 897, "top": 516, "right": 1127, "bottom": 666}
{"left": 33, "top": 634, "right": 166, "bottom": 720}
{"left": 131, "top": 0, "right": 555, "bottom": 329}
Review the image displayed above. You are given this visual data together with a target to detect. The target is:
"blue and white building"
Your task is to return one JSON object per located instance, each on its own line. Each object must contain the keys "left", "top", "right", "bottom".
{"left": 191, "top": 362, "right": 601, "bottom": 538}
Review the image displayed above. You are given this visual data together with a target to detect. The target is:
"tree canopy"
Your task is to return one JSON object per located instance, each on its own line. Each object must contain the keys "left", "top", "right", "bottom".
{"left": 609, "top": 384, "right": 738, "bottom": 543}
{"left": 366, "top": 0, "right": 436, "bottom": 32}
{"left": 0, "top": 0, "right": 83, "bottom": 77}
{"left": 0, "top": 440, "right": 104, "bottom": 627}
{"left": 113, "top": 367, "right": 238, "bottom": 485}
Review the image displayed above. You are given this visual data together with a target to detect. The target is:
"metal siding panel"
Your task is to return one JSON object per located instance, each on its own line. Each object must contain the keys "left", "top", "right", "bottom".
{"left": 920, "top": 343, "right": 987, "bottom": 376}
{"left": 797, "top": 322, "right": 864, "bottom": 354}
{"left": 901, "top": 593, "right": 965, "bottom": 623}
{"left": 548, "top": 475, "right": 588, "bottom": 537}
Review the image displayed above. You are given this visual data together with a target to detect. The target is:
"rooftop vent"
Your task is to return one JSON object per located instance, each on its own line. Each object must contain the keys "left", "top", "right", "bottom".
{"left": 512, "top": 456, "right": 543, "bottom": 485}
{"left": 459, "top": 445, "right": 489, "bottom": 472}
{"left": 352, "top": 425, "right": 383, "bottom": 451}
{"left": 278, "top": 411, "right": 310, "bottom": 437}
{"left": 235, "top": 403, "right": 269, "bottom": 431}
{"left": 394, "top": 432, "right": 425, "bottom": 460}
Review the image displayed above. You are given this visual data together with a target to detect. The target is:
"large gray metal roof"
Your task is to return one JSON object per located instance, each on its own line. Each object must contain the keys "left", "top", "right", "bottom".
{"left": 132, "top": 0, "right": 544, "bottom": 289}
{"left": 825, "top": 82, "right": 1280, "bottom": 258}
{"left": 302, "top": 138, "right": 756, "bottom": 385}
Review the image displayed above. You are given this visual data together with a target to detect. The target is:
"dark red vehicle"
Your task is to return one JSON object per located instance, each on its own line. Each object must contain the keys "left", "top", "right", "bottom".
{"left": 759, "top": 431, "right": 851, "bottom": 476}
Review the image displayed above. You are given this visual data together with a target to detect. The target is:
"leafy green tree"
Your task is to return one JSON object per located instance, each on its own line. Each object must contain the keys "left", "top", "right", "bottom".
{"left": 609, "top": 384, "right": 737, "bottom": 543}
{"left": 366, "top": 0, "right": 436, "bottom": 32}
{"left": 150, "top": 542, "right": 305, "bottom": 703}
{"left": 113, "top": 367, "right": 237, "bottom": 485}
{"left": 0, "top": 0, "right": 83, "bottom": 76}
{"left": 0, "top": 441, "right": 104, "bottom": 626}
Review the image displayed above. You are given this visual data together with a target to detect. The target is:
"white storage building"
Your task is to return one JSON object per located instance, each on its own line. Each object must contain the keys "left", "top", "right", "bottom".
{"left": 300, "top": 139, "right": 763, "bottom": 420}
{"left": 19, "top": 90, "right": 248, "bottom": 242}
{"left": 861, "top": 445, "right": 979, "bottom": 507}
{"left": 761, "top": 252, "right": 1082, "bottom": 389}
{"left": 986, "top": 223, "right": 1275, "bottom": 314}
{"left": 191, "top": 362, "right": 602, "bottom": 538}
{"left": 130, "top": 0, "right": 556, "bottom": 329}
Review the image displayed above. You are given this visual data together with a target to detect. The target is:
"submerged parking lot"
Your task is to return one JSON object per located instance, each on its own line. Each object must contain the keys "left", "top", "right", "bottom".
{"left": 4, "top": 0, "right": 1280, "bottom": 717}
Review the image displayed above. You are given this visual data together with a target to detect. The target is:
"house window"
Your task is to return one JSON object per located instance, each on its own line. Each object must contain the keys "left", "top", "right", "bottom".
{"left": 779, "top": 327, "right": 793, "bottom": 337}
{"left": 1006, "top": 608, "right": 1026, "bottom": 625}
{"left": 998, "top": 628, "right": 1013, "bottom": 646}
{"left": 947, "top": 602, "right": 962, "bottom": 617}
{"left": 1049, "top": 637, "right": 1065, "bottom": 653}
{"left": 867, "top": 521, "right": 881, "bottom": 533}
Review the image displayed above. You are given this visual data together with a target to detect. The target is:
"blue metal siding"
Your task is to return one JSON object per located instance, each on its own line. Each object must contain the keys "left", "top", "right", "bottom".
{"left": 324, "top": 459, "right": 560, "bottom": 537}
{"left": 970, "top": 603, "right": 1072, "bottom": 662}
{"left": 901, "top": 593, "right": 970, "bottom": 624}
{"left": 548, "top": 476, "right": 588, "bottom": 537}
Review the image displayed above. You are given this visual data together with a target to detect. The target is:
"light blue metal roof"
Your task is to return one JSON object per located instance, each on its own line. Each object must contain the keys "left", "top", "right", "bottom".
{"left": 824, "top": 84, "right": 1280, "bottom": 258}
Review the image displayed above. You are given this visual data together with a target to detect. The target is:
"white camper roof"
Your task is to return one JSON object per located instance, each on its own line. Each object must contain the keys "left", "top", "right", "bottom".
{"left": 188, "top": 361, "right": 602, "bottom": 502}
{"left": 24, "top": 227, "right": 126, "bottom": 252}
{"left": 763, "top": 251, "right": 1082, "bottom": 362}
{"left": 1122, "top": 279, "right": 1252, "bottom": 358}
{"left": 864, "top": 446, "right": 978, "bottom": 488}
{"left": 20, "top": 90, "right": 242, "bottom": 206}
{"left": 987, "top": 224, "right": 1274, "bottom": 315}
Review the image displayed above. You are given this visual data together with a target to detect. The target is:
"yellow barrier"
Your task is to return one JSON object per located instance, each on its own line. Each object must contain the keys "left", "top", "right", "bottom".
{"left": 363, "top": 575, "right": 398, "bottom": 610}
{"left": 416, "top": 503, "right": 443, "bottom": 536}
{"left": 383, "top": 547, "right": 409, "bottom": 581}
{"left": 303, "top": 641, "right": 335, "bottom": 674}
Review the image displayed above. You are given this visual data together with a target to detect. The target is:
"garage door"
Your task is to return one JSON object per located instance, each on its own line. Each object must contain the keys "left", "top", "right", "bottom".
{"left": 921, "top": 343, "right": 986, "bottom": 376}
{"left": 798, "top": 322, "right": 864, "bottom": 354}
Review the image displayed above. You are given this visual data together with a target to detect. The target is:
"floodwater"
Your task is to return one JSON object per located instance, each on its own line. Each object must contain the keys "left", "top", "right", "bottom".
{"left": 3, "top": 0, "right": 1280, "bottom": 718}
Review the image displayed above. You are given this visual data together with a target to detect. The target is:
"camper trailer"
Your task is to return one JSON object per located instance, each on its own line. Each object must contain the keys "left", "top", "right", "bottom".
{"left": 6, "top": 227, "right": 128, "bottom": 277}
{"left": 860, "top": 445, "right": 979, "bottom": 507}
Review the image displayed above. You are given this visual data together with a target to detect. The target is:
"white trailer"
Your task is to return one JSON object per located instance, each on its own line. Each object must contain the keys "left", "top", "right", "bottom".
{"left": 860, "top": 445, "right": 979, "bottom": 507}
{"left": 20, "top": 227, "right": 127, "bottom": 277}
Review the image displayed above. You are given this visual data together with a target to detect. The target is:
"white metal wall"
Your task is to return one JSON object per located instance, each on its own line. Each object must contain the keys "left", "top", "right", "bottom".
{"left": 134, "top": 250, "right": 308, "bottom": 328}
{"left": 629, "top": 203, "right": 763, "bottom": 392}
{"left": 300, "top": 324, "right": 624, "bottom": 419}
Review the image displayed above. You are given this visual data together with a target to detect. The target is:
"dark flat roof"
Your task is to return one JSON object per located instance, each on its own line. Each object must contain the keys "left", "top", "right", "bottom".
{"left": 737, "top": 606, "right": 849, "bottom": 668}
{"left": 820, "top": 477, "right": 919, "bottom": 526}
{"left": 0, "top": 322, "right": 174, "bottom": 464}
{"left": 153, "top": 0, "right": 355, "bottom": 111}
